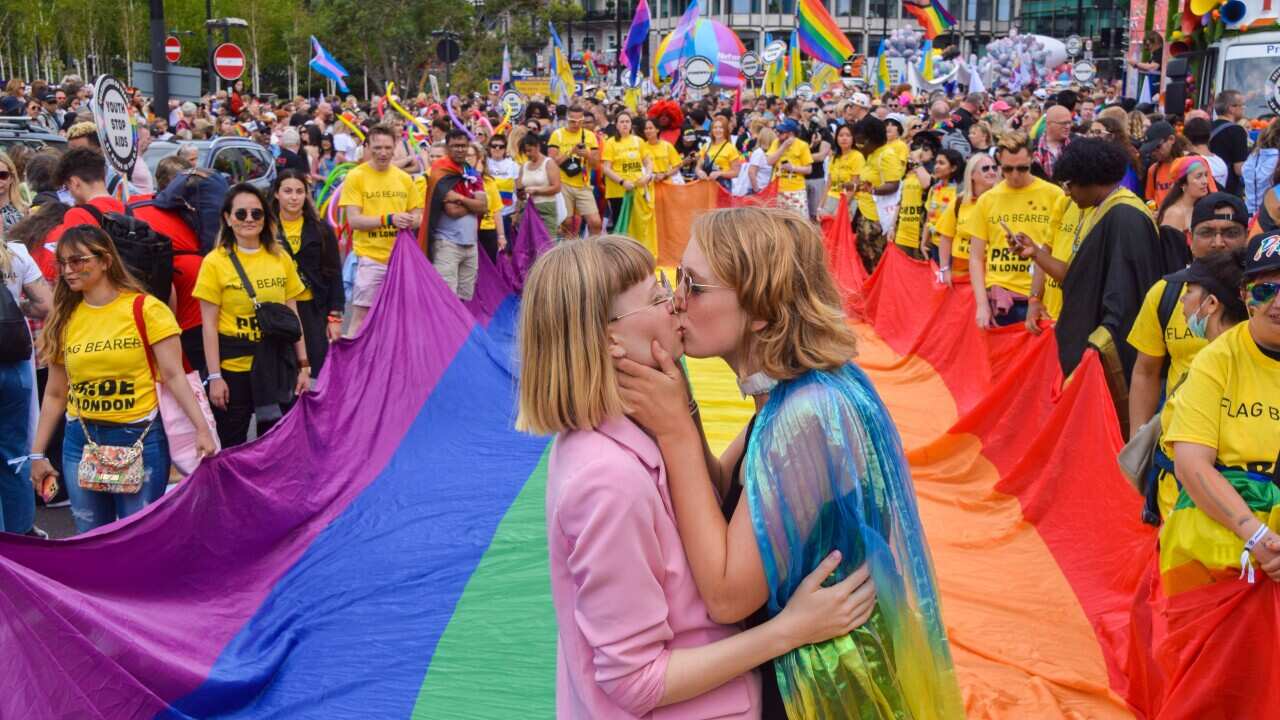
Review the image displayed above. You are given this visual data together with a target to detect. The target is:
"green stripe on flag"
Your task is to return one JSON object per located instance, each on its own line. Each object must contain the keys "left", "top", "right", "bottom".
{"left": 411, "top": 447, "right": 557, "bottom": 718}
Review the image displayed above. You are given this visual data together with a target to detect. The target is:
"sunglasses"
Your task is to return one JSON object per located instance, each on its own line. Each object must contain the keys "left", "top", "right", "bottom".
{"left": 56, "top": 253, "right": 98, "bottom": 270}
{"left": 0, "top": 170, "right": 10, "bottom": 181}
{"left": 675, "top": 265, "right": 728, "bottom": 298}
{"left": 489, "top": 144, "right": 506, "bottom": 149}
{"left": 1246, "top": 281, "right": 1280, "bottom": 306}
{"left": 1192, "top": 225, "right": 1246, "bottom": 241}
{"left": 977, "top": 164, "right": 998, "bottom": 173}
{"left": 232, "top": 208, "right": 265, "bottom": 221}
{"left": 609, "top": 271, "right": 674, "bottom": 322}
{"left": 1001, "top": 164, "right": 1031, "bottom": 174}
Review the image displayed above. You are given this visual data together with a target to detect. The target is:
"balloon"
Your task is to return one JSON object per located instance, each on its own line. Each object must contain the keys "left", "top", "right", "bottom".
{"left": 445, "top": 95, "right": 475, "bottom": 143}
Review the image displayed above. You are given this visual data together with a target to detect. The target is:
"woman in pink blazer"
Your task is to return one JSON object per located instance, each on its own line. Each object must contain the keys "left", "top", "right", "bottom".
{"left": 517, "top": 235, "right": 877, "bottom": 719}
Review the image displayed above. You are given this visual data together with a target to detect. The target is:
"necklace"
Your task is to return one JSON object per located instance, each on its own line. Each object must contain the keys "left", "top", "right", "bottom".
{"left": 737, "top": 371, "right": 778, "bottom": 397}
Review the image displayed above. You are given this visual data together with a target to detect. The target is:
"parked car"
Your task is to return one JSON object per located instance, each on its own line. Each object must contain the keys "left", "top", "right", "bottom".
{"left": 0, "top": 116, "right": 67, "bottom": 155}
{"left": 143, "top": 136, "right": 276, "bottom": 192}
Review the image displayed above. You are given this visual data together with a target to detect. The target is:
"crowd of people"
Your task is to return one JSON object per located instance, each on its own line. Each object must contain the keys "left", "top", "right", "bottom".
{"left": 0, "top": 68, "right": 1278, "bottom": 718}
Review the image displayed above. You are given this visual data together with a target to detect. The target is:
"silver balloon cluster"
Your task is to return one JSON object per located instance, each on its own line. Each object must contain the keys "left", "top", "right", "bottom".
{"left": 880, "top": 26, "right": 955, "bottom": 80}
{"left": 977, "top": 30, "right": 1051, "bottom": 91}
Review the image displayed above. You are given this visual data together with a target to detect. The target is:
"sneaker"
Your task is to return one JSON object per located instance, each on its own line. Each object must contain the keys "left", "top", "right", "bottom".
{"left": 45, "top": 499, "right": 70, "bottom": 508}
{"left": 24, "top": 526, "right": 49, "bottom": 540}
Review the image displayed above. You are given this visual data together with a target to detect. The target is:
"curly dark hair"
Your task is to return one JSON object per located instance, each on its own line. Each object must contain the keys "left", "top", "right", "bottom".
{"left": 1053, "top": 137, "right": 1129, "bottom": 187}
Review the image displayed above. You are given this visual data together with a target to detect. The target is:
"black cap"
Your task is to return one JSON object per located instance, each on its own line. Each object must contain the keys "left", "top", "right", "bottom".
{"left": 1243, "top": 232, "right": 1280, "bottom": 278}
{"left": 1191, "top": 192, "right": 1249, "bottom": 229}
{"left": 1140, "top": 120, "right": 1175, "bottom": 155}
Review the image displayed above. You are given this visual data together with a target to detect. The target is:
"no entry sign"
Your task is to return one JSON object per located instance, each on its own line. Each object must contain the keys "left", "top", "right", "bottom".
{"left": 213, "top": 43, "right": 245, "bottom": 81}
{"left": 164, "top": 36, "right": 182, "bottom": 64}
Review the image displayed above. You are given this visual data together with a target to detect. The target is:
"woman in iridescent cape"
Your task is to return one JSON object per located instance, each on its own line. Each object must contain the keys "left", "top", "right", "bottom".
{"left": 613, "top": 207, "right": 964, "bottom": 719}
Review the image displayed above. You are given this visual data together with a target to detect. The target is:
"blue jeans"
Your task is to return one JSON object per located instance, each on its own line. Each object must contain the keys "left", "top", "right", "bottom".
{"left": 0, "top": 360, "right": 35, "bottom": 534}
{"left": 64, "top": 417, "right": 170, "bottom": 534}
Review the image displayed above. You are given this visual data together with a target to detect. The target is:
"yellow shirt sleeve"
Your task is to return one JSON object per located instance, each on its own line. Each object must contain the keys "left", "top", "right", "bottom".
{"left": 405, "top": 172, "right": 424, "bottom": 211}
{"left": 141, "top": 294, "right": 181, "bottom": 345}
{"left": 284, "top": 252, "right": 306, "bottom": 301}
{"left": 934, "top": 196, "right": 958, "bottom": 238}
{"left": 959, "top": 193, "right": 990, "bottom": 244}
{"left": 338, "top": 167, "right": 364, "bottom": 209}
{"left": 1162, "top": 348, "right": 1226, "bottom": 451}
{"left": 191, "top": 253, "right": 225, "bottom": 305}
{"left": 1128, "top": 280, "right": 1171, "bottom": 359}
{"left": 878, "top": 146, "right": 906, "bottom": 183}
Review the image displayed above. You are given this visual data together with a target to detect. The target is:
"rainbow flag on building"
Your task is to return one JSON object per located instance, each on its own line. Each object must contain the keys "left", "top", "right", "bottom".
{"left": 904, "top": 0, "right": 956, "bottom": 40}
{"left": 797, "top": 0, "right": 855, "bottom": 68}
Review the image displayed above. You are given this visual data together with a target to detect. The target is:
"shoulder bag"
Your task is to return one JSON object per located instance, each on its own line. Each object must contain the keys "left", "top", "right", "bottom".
{"left": 132, "top": 295, "right": 220, "bottom": 477}
{"left": 227, "top": 248, "right": 303, "bottom": 343}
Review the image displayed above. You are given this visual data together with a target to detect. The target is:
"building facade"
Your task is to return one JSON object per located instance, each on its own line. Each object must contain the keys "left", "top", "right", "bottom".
{"left": 562, "top": 0, "right": 1019, "bottom": 70}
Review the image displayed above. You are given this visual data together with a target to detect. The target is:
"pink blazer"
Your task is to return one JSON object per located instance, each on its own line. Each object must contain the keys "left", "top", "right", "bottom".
{"left": 546, "top": 416, "right": 762, "bottom": 719}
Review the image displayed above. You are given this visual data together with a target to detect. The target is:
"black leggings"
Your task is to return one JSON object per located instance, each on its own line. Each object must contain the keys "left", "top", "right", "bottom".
{"left": 607, "top": 197, "right": 626, "bottom": 232}
{"left": 477, "top": 228, "right": 499, "bottom": 263}
{"left": 212, "top": 369, "right": 280, "bottom": 449}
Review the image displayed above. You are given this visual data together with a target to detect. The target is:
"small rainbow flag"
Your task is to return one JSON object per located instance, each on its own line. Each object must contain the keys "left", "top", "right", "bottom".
{"left": 797, "top": 0, "right": 855, "bottom": 68}
{"left": 904, "top": 0, "right": 956, "bottom": 40}
{"left": 582, "top": 50, "right": 602, "bottom": 81}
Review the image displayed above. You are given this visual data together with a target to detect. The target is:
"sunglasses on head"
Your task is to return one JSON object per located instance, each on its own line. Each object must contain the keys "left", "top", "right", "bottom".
{"left": 1246, "top": 281, "right": 1280, "bottom": 306}
{"left": 232, "top": 208, "right": 265, "bottom": 221}
{"left": 1001, "top": 164, "right": 1031, "bottom": 174}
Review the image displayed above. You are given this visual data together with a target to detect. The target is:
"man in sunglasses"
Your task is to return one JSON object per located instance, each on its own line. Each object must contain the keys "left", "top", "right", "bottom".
{"left": 960, "top": 131, "right": 1063, "bottom": 330}
{"left": 1049, "top": 139, "right": 1189, "bottom": 428}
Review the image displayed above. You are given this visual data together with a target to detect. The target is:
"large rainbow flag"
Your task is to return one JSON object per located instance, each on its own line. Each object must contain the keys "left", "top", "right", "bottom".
{"left": 797, "top": 0, "right": 855, "bottom": 68}
{"left": 4, "top": 181, "right": 1276, "bottom": 718}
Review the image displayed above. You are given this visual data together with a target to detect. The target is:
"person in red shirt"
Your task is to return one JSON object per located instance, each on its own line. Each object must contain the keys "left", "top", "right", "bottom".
{"left": 49, "top": 148, "right": 125, "bottom": 245}
{"left": 129, "top": 155, "right": 206, "bottom": 374}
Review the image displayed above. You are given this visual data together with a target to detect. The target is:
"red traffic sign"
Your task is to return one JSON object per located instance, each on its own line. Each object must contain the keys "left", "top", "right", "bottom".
{"left": 164, "top": 36, "right": 182, "bottom": 63}
{"left": 213, "top": 43, "right": 245, "bottom": 81}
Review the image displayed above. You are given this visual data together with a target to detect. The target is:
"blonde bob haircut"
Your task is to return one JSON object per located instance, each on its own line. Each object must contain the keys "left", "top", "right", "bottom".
{"left": 516, "top": 234, "right": 656, "bottom": 435}
{"left": 692, "top": 206, "right": 856, "bottom": 381}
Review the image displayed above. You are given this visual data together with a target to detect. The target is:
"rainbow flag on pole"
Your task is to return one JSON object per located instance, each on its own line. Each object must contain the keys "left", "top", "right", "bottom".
{"left": 904, "top": 0, "right": 957, "bottom": 40}
{"left": 797, "top": 0, "right": 855, "bottom": 68}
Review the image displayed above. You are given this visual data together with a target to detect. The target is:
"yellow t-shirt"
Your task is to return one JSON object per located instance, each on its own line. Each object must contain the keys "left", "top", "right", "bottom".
{"left": 548, "top": 126, "right": 600, "bottom": 189}
{"left": 1162, "top": 322, "right": 1280, "bottom": 474}
{"left": 856, "top": 144, "right": 906, "bottom": 222}
{"left": 339, "top": 162, "right": 422, "bottom": 265}
{"left": 192, "top": 245, "right": 306, "bottom": 373}
{"left": 1042, "top": 194, "right": 1083, "bottom": 319}
{"left": 925, "top": 183, "right": 957, "bottom": 234}
{"left": 642, "top": 140, "right": 681, "bottom": 176}
{"left": 480, "top": 176, "right": 502, "bottom": 231}
{"left": 826, "top": 151, "right": 865, "bottom": 200}
{"left": 279, "top": 217, "right": 313, "bottom": 302}
{"left": 887, "top": 139, "right": 910, "bottom": 167}
{"left": 63, "top": 292, "right": 180, "bottom": 423}
{"left": 933, "top": 195, "right": 975, "bottom": 264}
{"left": 700, "top": 141, "right": 743, "bottom": 177}
{"left": 894, "top": 171, "right": 926, "bottom": 249}
{"left": 1128, "top": 278, "right": 1209, "bottom": 396}
{"left": 603, "top": 135, "right": 647, "bottom": 199}
{"left": 767, "top": 139, "right": 812, "bottom": 194}
{"left": 960, "top": 178, "right": 1064, "bottom": 296}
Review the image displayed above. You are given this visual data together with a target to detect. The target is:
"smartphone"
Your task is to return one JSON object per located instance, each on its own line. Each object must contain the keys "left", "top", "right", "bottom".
{"left": 998, "top": 219, "right": 1015, "bottom": 238}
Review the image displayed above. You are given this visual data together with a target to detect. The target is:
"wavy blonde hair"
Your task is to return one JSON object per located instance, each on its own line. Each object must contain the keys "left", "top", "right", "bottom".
{"left": 516, "top": 234, "right": 655, "bottom": 435}
{"left": 692, "top": 207, "right": 856, "bottom": 380}
{"left": 0, "top": 150, "right": 28, "bottom": 216}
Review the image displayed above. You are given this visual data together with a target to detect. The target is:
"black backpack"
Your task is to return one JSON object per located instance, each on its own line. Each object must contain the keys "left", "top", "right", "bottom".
{"left": 82, "top": 205, "right": 174, "bottom": 300}
{"left": 0, "top": 282, "right": 33, "bottom": 363}
{"left": 150, "top": 169, "right": 230, "bottom": 254}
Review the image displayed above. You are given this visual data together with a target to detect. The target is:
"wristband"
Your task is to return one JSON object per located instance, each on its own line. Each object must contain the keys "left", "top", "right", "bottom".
{"left": 385, "top": 214, "right": 395, "bottom": 228}
{"left": 206, "top": 372, "right": 223, "bottom": 382}
{"left": 937, "top": 265, "right": 951, "bottom": 272}
{"left": 27, "top": 453, "right": 46, "bottom": 461}
{"left": 1240, "top": 524, "right": 1271, "bottom": 583}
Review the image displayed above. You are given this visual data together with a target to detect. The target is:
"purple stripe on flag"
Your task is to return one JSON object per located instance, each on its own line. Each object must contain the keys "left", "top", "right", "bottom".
{"left": 0, "top": 233, "right": 474, "bottom": 718}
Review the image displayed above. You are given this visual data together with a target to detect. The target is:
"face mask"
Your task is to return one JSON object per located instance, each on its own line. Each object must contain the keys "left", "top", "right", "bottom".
{"left": 1187, "top": 300, "right": 1211, "bottom": 339}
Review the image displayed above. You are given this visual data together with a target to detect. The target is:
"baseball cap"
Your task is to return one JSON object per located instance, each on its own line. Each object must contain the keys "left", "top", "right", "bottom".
{"left": 991, "top": 100, "right": 1011, "bottom": 112}
{"left": 1165, "top": 258, "right": 1248, "bottom": 318}
{"left": 1140, "top": 121, "right": 1176, "bottom": 156}
{"left": 851, "top": 93, "right": 871, "bottom": 109}
{"left": 776, "top": 118, "right": 801, "bottom": 134}
{"left": 1243, "top": 231, "right": 1280, "bottom": 278}
{"left": 1191, "top": 192, "right": 1248, "bottom": 229}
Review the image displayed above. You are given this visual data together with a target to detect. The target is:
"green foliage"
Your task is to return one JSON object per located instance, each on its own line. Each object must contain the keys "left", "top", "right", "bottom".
{"left": 1, "top": 0, "right": 575, "bottom": 98}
